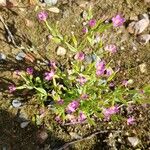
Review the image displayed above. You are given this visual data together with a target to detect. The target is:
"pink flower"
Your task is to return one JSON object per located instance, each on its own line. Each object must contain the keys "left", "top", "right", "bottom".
{"left": 105, "top": 68, "right": 113, "bottom": 76}
{"left": 26, "top": 67, "right": 33, "bottom": 75}
{"left": 105, "top": 44, "right": 117, "bottom": 53}
{"left": 80, "top": 94, "right": 89, "bottom": 100}
{"left": 67, "top": 100, "right": 79, "bottom": 113}
{"left": 76, "top": 76, "right": 87, "bottom": 85}
{"left": 96, "top": 60, "right": 106, "bottom": 76}
{"left": 48, "top": 61, "right": 57, "bottom": 69}
{"left": 44, "top": 70, "right": 54, "bottom": 81}
{"left": 103, "top": 105, "right": 119, "bottom": 121}
{"left": 82, "top": 27, "right": 88, "bottom": 33}
{"left": 37, "top": 11, "right": 48, "bottom": 21}
{"left": 78, "top": 112, "right": 86, "bottom": 122}
{"left": 55, "top": 116, "right": 62, "bottom": 124}
{"left": 8, "top": 84, "right": 16, "bottom": 93}
{"left": 112, "top": 15, "right": 125, "bottom": 27}
{"left": 127, "top": 117, "right": 135, "bottom": 125}
{"left": 89, "top": 19, "right": 96, "bottom": 27}
{"left": 74, "top": 52, "right": 85, "bottom": 61}
{"left": 57, "top": 99, "right": 64, "bottom": 105}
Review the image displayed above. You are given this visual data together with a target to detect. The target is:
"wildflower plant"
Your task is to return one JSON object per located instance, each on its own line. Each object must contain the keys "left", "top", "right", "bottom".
{"left": 11, "top": 9, "right": 150, "bottom": 125}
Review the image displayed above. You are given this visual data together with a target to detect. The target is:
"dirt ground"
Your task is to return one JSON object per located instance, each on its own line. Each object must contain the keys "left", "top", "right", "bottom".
{"left": 0, "top": 0, "right": 150, "bottom": 149}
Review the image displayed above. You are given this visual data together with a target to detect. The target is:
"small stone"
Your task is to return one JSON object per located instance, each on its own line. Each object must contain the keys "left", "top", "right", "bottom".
{"left": 0, "top": 53, "right": 6, "bottom": 60}
{"left": 137, "top": 34, "right": 150, "bottom": 45}
{"left": 12, "top": 99, "right": 22, "bottom": 108}
{"left": 37, "top": 130, "right": 48, "bottom": 144}
{"left": 0, "top": 0, "right": 6, "bottom": 6}
{"left": 56, "top": 46, "right": 66, "bottom": 56}
{"left": 16, "top": 51, "right": 26, "bottom": 60}
{"left": 44, "top": 0, "right": 58, "bottom": 5}
{"left": 48, "top": 7, "right": 60, "bottom": 13}
{"left": 128, "top": 137, "right": 139, "bottom": 147}
{"left": 69, "top": 132, "right": 82, "bottom": 140}
{"left": 144, "top": 0, "right": 150, "bottom": 3}
{"left": 20, "top": 121, "right": 30, "bottom": 128}
{"left": 139, "top": 63, "right": 147, "bottom": 73}
{"left": 127, "top": 14, "right": 149, "bottom": 35}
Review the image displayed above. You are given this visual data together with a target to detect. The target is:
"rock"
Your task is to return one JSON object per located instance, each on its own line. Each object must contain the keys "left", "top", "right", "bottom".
{"left": 127, "top": 14, "right": 149, "bottom": 34}
{"left": 24, "top": 19, "right": 34, "bottom": 27}
{"left": 16, "top": 51, "right": 26, "bottom": 60}
{"left": 56, "top": 46, "right": 66, "bottom": 56}
{"left": 20, "top": 121, "right": 30, "bottom": 128}
{"left": 137, "top": 34, "right": 150, "bottom": 45}
{"left": 69, "top": 132, "right": 82, "bottom": 139}
{"left": 0, "top": 0, "right": 6, "bottom": 6}
{"left": 12, "top": 99, "right": 22, "bottom": 108}
{"left": 144, "top": 0, "right": 150, "bottom": 3}
{"left": 139, "top": 63, "right": 147, "bottom": 73}
{"left": 48, "top": 7, "right": 60, "bottom": 13}
{"left": 37, "top": 130, "right": 48, "bottom": 144}
{"left": 0, "top": 53, "right": 6, "bottom": 60}
{"left": 44, "top": 0, "right": 58, "bottom": 5}
{"left": 128, "top": 137, "right": 139, "bottom": 147}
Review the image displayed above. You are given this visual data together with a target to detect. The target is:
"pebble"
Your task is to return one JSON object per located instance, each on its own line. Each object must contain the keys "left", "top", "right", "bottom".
{"left": 0, "top": 53, "right": 6, "bottom": 60}
{"left": 15, "top": 51, "right": 26, "bottom": 61}
{"left": 0, "top": 0, "right": 6, "bottom": 6}
{"left": 128, "top": 137, "right": 139, "bottom": 147}
{"left": 139, "top": 63, "right": 147, "bottom": 73}
{"left": 20, "top": 121, "right": 30, "bottom": 128}
{"left": 48, "top": 7, "right": 60, "bottom": 13}
{"left": 127, "top": 14, "right": 149, "bottom": 35}
{"left": 12, "top": 99, "right": 22, "bottom": 108}
{"left": 44, "top": 0, "right": 58, "bottom": 5}
{"left": 37, "top": 130, "right": 48, "bottom": 144}
{"left": 56, "top": 46, "right": 66, "bottom": 56}
{"left": 137, "top": 34, "right": 150, "bottom": 45}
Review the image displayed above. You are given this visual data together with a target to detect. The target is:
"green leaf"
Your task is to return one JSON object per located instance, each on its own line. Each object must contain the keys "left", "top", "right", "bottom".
{"left": 72, "top": 34, "right": 78, "bottom": 48}
{"left": 87, "top": 117, "right": 96, "bottom": 126}
{"left": 65, "top": 42, "right": 77, "bottom": 52}
{"left": 35, "top": 87, "right": 47, "bottom": 96}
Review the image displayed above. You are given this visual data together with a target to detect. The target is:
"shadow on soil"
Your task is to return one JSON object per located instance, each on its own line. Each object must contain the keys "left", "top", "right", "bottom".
{"left": 0, "top": 109, "right": 67, "bottom": 150}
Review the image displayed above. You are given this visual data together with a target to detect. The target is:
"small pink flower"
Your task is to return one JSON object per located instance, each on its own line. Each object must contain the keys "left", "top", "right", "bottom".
{"left": 55, "top": 116, "right": 62, "bottom": 124}
{"left": 48, "top": 61, "right": 57, "bottom": 69}
{"left": 74, "top": 52, "right": 85, "bottom": 61}
{"left": 80, "top": 94, "right": 89, "bottom": 100}
{"left": 57, "top": 99, "right": 64, "bottom": 105}
{"left": 37, "top": 11, "right": 48, "bottom": 21}
{"left": 67, "top": 100, "right": 79, "bottom": 113}
{"left": 112, "top": 15, "right": 125, "bottom": 27}
{"left": 44, "top": 70, "right": 54, "bottom": 81}
{"left": 122, "top": 80, "right": 128, "bottom": 87}
{"left": 8, "top": 84, "right": 16, "bottom": 93}
{"left": 127, "top": 117, "right": 135, "bottom": 125}
{"left": 82, "top": 27, "right": 88, "bottom": 33}
{"left": 78, "top": 112, "right": 86, "bottom": 122}
{"left": 105, "top": 44, "right": 117, "bottom": 53}
{"left": 105, "top": 68, "right": 113, "bottom": 76}
{"left": 96, "top": 60, "right": 106, "bottom": 76}
{"left": 103, "top": 105, "right": 119, "bottom": 121}
{"left": 26, "top": 67, "right": 33, "bottom": 75}
{"left": 89, "top": 19, "right": 96, "bottom": 27}
{"left": 76, "top": 76, "right": 87, "bottom": 85}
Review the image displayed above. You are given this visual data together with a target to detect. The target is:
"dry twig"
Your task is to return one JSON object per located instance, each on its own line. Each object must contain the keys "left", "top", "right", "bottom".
{"left": 0, "top": 15, "right": 18, "bottom": 47}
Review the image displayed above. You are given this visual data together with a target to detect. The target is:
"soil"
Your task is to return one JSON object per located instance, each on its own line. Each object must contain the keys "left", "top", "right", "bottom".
{"left": 0, "top": 0, "right": 150, "bottom": 150}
